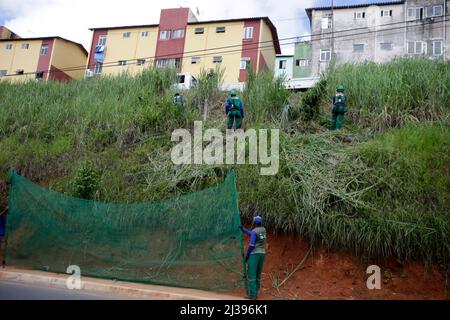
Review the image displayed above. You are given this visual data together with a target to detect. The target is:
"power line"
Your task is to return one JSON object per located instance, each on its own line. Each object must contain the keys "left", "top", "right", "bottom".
{"left": 65, "top": 15, "right": 450, "bottom": 71}
{"left": 88, "top": 14, "right": 450, "bottom": 68}
{"left": 64, "top": 14, "right": 450, "bottom": 72}
{"left": 60, "top": 20, "right": 450, "bottom": 75}
{"left": 2, "top": 16, "right": 449, "bottom": 78}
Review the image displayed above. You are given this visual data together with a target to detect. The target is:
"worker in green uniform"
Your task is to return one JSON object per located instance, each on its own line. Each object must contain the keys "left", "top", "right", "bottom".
{"left": 331, "top": 85, "right": 347, "bottom": 130}
{"left": 225, "top": 89, "right": 244, "bottom": 130}
{"left": 239, "top": 216, "right": 266, "bottom": 300}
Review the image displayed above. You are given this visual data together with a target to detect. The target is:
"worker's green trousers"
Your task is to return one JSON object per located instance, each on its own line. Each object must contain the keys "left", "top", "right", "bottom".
{"left": 227, "top": 111, "right": 242, "bottom": 129}
{"left": 247, "top": 253, "right": 266, "bottom": 298}
{"left": 331, "top": 113, "right": 345, "bottom": 130}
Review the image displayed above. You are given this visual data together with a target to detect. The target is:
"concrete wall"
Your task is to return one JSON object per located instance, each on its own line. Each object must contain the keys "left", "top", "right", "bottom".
{"left": 259, "top": 20, "right": 276, "bottom": 73}
{"left": 293, "top": 42, "right": 312, "bottom": 78}
{"left": 405, "top": 0, "right": 449, "bottom": 59}
{"left": 0, "top": 39, "right": 41, "bottom": 82}
{"left": 181, "top": 21, "right": 244, "bottom": 84}
{"left": 99, "top": 26, "right": 159, "bottom": 77}
{"left": 50, "top": 39, "right": 88, "bottom": 80}
{"left": 274, "top": 56, "right": 293, "bottom": 80}
{"left": 309, "top": 0, "right": 449, "bottom": 77}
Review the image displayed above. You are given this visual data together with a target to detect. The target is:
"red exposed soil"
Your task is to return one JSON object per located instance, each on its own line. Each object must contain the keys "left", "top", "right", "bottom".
{"left": 230, "top": 233, "right": 448, "bottom": 300}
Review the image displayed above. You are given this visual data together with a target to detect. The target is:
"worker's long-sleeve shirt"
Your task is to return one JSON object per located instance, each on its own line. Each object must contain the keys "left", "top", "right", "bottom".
{"left": 225, "top": 98, "right": 245, "bottom": 118}
{"left": 242, "top": 227, "right": 257, "bottom": 259}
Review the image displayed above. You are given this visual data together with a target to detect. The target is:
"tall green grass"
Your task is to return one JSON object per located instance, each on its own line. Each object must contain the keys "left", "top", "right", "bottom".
{"left": 242, "top": 69, "right": 291, "bottom": 124}
{"left": 326, "top": 58, "right": 450, "bottom": 131}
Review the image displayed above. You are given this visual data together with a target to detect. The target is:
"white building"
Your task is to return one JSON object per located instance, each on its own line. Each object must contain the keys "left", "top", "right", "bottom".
{"left": 306, "top": 0, "right": 449, "bottom": 77}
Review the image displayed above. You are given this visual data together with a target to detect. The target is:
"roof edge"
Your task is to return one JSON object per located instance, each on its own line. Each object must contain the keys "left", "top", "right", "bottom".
{"left": 0, "top": 36, "right": 88, "bottom": 56}
{"left": 305, "top": 0, "right": 405, "bottom": 13}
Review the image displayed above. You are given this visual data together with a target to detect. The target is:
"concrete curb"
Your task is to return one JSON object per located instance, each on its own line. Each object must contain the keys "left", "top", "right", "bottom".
{"left": 0, "top": 267, "right": 243, "bottom": 300}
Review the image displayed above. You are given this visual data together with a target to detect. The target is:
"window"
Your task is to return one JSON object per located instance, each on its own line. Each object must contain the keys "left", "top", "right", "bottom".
{"left": 141, "top": 31, "right": 149, "bottom": 37}
{"left": 320, "top": 49, "right": 331, "bottom": 61}
{"left": 36, "top": 72, "right": 44, "bottom": 80}
{"left": 40, "top": 44, "right": 48, "bottom": 55}
{"left": 212, "top": 56, "right": 223, "bottom": 63}
{"left": 21, "top": 43, "right": 29, "bottom": 49}
{"left": 240, "top": 57, "right": 250, "bottom": 70}
{"left": 118, "top": 60, "right": 127, "bottom": 66}
{"left": 278, "top": 60, "right": 287, "bottom": 70}
{"left": 380, "top": 42, "right": 393, "bottom": 51}
{"left": 156, "top": 58, "right": 180, "bottom": 68}
{"left": 321, "top": 17, "right": 332, "bottom": 29}
{"left": 407, "top": 41, "right": 425, "bottom": 54}
{"left": 353, "top": 44, "right": 364, "bottom": 52}
{"left": 244, "top": 27, "right": 253, "bottom": 40}
{"left": 94, "top": 63, "right": 102, "bottom": 74}
{"left": 122, "top": 32, "right": 131, "bottom": 38}
{"left": 415, "top": 42, "right": 424, "bottom": 54}
{"left": 354, "top": 12, "right": 366, "bottom": 19}
{"left": 216, "top": 27, "right": 226, "bottom": 33}
{"left": 160, "top": 30, "right": 171, "bottom": 40}
{"left": 407, "top": 42, "right": 414, "bottom": 54}
{"left": 381, "top": 10, "right": 393, "bottom": 17}
{"left": 5, "top": 44, "right": 12, "bottom": 50}
{"left": 0, "top": 70, "right": 7, "bottom": 77}
{"left": 191, "top": 56, "right": 200, "bottom": 64}
{"left": 16, "top": 69, "right": 24, "bottom": 75}
{"left": 195, "top": 27, "right": 204, "bottom": 34}
{"left": 156, "top": 59, "right": 167, "bottom": 68}
{"left": 408, "top": 7, "right": 423, "bottom": 20}
{"left": 172, "top": 29, "right": 185, "bottom": 39}
{"left": 296, "top": 59, "right": 308, "bottom": 67}
{"left": 432, "top": 40, "right": 443, "bottom": 56}
{"left": 426, "top": 5, "right": 443, "bottom": 17}
{"left": 98, "top": 35, "right": 107, "bottom": 46}
{"left": 172, "top": 58, "right": 181, "bottom": 69}
{"left": 137, "top": 59, "right": 146, "bottom": 66}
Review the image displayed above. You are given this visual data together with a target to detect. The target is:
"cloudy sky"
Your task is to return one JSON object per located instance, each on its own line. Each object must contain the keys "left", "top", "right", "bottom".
{"left": 0, "top": 0, "right": 395, "bottom": 54}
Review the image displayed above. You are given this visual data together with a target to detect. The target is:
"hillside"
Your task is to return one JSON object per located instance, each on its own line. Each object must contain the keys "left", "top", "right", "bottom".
{"left": 0, "top": 58, "right": 448, "bottom": 269}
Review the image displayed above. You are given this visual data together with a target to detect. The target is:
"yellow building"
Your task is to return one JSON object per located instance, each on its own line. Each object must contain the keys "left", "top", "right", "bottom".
{"left": 0, "top": 26, "right": 88, "bottom": 82}
{"left": 87, "top": 8, "right": 281, "bottom": 88}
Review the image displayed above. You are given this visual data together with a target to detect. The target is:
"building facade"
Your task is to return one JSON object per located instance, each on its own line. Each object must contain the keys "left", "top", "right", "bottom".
{"left": 293, "top": 42, "right": 312, "bottom": 78}
{"left": 0, "top": 26, "right": 88, "bottom": 82}
{"left": 306, "top": 0, "right": 449, "bottom": 77}
{"left": 275, "top": 55, "right": 294, "bottom": 80}
{"left": 87, "top": 8, "right": 281, "bottom": 87}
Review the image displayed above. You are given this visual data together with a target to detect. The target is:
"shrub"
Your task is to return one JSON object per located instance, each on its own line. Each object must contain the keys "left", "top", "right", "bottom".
{"left": 71, "top": 161, "right": 100, "bottom": 199}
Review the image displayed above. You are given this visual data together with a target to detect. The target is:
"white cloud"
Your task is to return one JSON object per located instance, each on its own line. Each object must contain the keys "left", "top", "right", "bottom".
{"left": 1, "top": 0, "right": 316, "bottom": 54}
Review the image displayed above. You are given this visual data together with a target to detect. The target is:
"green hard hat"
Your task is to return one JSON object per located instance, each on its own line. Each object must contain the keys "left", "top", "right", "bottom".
{"left": 336, "top": 85, "right": 345, "bottom": 92}
{"left": 230, "top": 89, "right": 237, "bottom": 96}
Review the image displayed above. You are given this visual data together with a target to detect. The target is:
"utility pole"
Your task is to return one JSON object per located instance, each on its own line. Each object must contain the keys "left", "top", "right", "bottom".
{"left": 331, "top": 0, "right": 335, "bottom": 63}
{"left": 444, "top": 0, "right": 447, "bottom": 61}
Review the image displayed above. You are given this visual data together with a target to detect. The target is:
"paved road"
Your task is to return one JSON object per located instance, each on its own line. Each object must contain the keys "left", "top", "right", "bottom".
{"left": 0, "top": 280, "right": 135, "bottom": 300}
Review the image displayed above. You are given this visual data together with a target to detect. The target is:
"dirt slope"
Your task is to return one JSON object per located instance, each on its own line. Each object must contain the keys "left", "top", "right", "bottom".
{"left": 231, "top": 233, "right": 448, "bottom": 300}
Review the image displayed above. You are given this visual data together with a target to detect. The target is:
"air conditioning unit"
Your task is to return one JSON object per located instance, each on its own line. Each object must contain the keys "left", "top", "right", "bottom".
{"left": 85, "top": 69, "right": 94, "bottom": 78}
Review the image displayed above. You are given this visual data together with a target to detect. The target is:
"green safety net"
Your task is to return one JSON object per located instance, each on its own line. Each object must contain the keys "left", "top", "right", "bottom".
{"left": 5, "top": 170, "right": 245, "bottom": 292}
